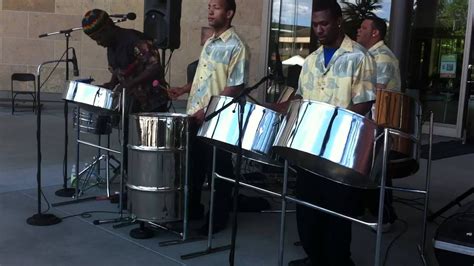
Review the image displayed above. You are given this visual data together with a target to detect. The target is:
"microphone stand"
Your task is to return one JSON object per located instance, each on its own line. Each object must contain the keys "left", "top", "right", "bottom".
{"left": 39, "top": 27, "right": 82, "bottom": 198}
{"left": 26, "top": 60, "right": 71, "bottom": 226}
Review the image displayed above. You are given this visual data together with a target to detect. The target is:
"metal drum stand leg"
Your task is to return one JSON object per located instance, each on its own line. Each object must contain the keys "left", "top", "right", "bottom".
{"left": 159, "top": 127, "right": 205, "bottom": 246}
{"left": 374, "top": 128, "right": 391, "bottom": 266}
{"left": 181, "top": 147, "right": 232, "bottom": 260}
{"left": 278, "top": 160, "right": 289, "bottom": 266}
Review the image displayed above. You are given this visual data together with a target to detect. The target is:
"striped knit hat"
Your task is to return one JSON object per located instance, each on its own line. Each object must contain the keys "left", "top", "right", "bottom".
{"left": 82, "top": 9, "right": 112, "bottom": 36}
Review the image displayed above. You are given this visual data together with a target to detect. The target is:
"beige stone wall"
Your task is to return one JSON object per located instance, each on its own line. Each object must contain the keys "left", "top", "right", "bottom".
{"left": 0, "top": 0, "right": 266, "bottom": 95}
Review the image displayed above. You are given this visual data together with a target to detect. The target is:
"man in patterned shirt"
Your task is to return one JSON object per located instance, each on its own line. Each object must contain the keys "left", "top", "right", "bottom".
{"left": 287, "top": 2, "right": 376, "bottom": 266}
{"left": 168, "top": 0, "right": 249, "bottom": 233}
{"left": 357, "top": 15, "right": 400, "bottom": 231}
{"left": 357, "top": 16, "right": 401, "bottom": 91}
{"left": 82, "top": 9, "right": 169, "bottom": 113}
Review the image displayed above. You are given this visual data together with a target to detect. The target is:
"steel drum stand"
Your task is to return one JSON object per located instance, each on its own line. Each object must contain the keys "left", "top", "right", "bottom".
{"left": 275, "top": 112, "right": 434, "bottom": 266}
{"left": 181, "top": 76, "right": 272, "bottom": 264}
{"left": 158, "top": 127, "right": 205, "bottom": 246}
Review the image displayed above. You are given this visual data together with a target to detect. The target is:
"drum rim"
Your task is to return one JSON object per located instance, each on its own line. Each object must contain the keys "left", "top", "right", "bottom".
{"left": 376, "top": 88, "right": 423, "bottom": 105}
{"left": 130, "top": 112, "right": 191, "bottom": 118}
{"left": 292, "top": 98, "right": 379, "bottom": 127}
{"left": 209, "top": 95, "right": 282, "bottom": 116}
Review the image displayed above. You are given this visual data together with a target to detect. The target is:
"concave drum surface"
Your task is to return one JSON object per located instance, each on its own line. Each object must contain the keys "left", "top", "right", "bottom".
{"left": 272, "top": 100, "right": 381, "bottom": 189}
{"left": 197, "top": 95, "right": 282, "bottom": 166}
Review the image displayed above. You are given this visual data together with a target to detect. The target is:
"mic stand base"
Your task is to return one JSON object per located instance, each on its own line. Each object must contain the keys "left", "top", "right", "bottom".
{"left": 54, "top": 187, "right": 76, "bottom": 197}
{"left": 27, "top": 213, "right": 61, "bottom": 226}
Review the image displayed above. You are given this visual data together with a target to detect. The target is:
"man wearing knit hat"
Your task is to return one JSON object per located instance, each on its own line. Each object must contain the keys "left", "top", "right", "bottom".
{"left": 82, "top": 9, "right": 169, "bottom": 113}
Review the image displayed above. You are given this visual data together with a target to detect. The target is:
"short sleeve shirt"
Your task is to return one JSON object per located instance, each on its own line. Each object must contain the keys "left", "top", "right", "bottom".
{"left": 368, "top": 41, "right": 401, "bottom": 91}
{"left": 186, "top": 27, "right": 249, "bottom": 115}
{"left": 296, "top": 35, "right": 376, "bottom": 108}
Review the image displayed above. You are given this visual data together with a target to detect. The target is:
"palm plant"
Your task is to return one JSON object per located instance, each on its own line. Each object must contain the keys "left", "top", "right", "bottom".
{"left": 341, "top": 0, "right": 382, "bottom": 39}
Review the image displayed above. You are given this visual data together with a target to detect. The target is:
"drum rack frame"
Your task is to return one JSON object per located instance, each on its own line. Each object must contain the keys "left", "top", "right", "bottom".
{"left": 182, "top": 113, "right": 435, "bottom": 266}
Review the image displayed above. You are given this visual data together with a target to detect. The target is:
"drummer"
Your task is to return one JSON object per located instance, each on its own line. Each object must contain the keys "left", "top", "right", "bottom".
{"left": 82, "top": 9, "right": 169, "bottom": 113}
{"left": 279, "top": 2, "right": 376, "bottom": 266}
{"left": 168, "top": 0, "right": 249, "bottom": 234}
{"left": 356, "top": 15, "right": 401, "bottom": 231}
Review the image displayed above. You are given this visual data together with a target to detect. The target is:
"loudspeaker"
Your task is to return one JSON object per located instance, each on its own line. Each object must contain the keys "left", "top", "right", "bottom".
{"left": 144, "top": 0, "right": 182, "bottom": 50}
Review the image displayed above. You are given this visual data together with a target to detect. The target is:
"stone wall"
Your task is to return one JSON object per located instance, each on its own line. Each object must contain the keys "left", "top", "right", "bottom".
{"left": 0, "top": 0, "right": 267, "bottom": 96}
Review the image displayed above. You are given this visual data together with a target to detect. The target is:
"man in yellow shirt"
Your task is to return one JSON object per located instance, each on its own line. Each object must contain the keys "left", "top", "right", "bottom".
{"left": 357, "top": 16, "right": 401, "bottom": 91}
{"left": 288, "top": 2, "right": 376, "bottom": 266}
{"left": 168, "top": 0, "right": 249, "bottom": 233}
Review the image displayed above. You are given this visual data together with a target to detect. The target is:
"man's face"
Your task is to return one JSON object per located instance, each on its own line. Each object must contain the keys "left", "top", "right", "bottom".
{"left": 312, "top": 10, "right": 341, "bottom": 46}
{"left": 357, "top": 19, "right": 375, "bottom": 48}
{"left": 89, "top": 26, "right": 114, "bottom": 47}
{"left": 208, "top": 0, "right": 232, "bottom": 29}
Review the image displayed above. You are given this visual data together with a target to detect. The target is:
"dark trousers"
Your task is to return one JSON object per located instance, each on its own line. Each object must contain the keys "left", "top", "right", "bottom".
{"left": 296, "top": 168, "right": 364, "bottom": 266}
{"left": 364, "top": 178, "right": 397, "bottom": 223}
{"left": 188, "top": 124, "right": 234, "bottom": 221}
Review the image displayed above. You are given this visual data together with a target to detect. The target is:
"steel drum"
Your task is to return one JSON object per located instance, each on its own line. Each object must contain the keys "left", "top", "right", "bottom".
{"left": 72, "top": 108, "right": 112, "bottom": 135}
{"left": 63, "top": 81, "right": 118, "bottom": 112}
{"left": 127, "top": 113, "right": 190, "bottom": 223}
{"left": 374, "top": 89, "right": 422, "bottom": 178}
{"left": 197, "top": 95, "right": 282, "bottom": 166}
{"left": 272, "top": 99, "right": 381, "bottom": 189}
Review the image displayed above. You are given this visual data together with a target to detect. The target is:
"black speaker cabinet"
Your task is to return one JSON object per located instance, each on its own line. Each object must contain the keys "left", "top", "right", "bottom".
{"left": 144, "top": 0, "right": 182, "bottom": 50}
{"left": 434, "top": 201, "right": 474, "bottom": 266}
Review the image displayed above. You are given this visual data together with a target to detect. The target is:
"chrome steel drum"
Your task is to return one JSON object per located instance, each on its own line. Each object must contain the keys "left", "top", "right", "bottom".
{"left": 272, "top": 100, "right": 381, "bottom": 189}
{"left": 72, "top": 108, "right": 112, "bottom": 135}
{"left": 374, "top": 89, "right": 422, "bottom": 178}
{"left": 197, "top": 95, "right": 282, "bottom": 166}
{"left": 127, "top": 113, "right": 190, "bottom": 223}
{"left": 63, "top": 81, "right": 118, "bottom": 112}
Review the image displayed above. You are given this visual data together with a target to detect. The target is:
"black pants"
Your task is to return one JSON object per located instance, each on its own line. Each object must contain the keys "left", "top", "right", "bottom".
{"left": 188, "top": 124, "right": 234, "bottom": 222}
{"left": 296, "top": 168, "right": 364, "bottom": 266}
{"left": 364, "top": 178, "right": 397, "bottom": 223}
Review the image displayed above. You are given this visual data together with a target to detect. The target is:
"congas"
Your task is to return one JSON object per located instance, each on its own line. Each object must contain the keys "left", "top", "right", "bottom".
{"left": 127, "top": 113, "right": 190, "bottom": 223}
{"left": 197, "top": 95, "right": 282, "bottom": 166}
{"left": 272, "top": 99, "right": 381, "bottom": 189}
{"left": 374, "top": 89, "right": 422, "bottom": 178}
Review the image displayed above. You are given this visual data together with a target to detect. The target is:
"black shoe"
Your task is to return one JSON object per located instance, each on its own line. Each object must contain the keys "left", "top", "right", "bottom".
{"left": 288, "top": 257, "right": 312, "bottom": 266}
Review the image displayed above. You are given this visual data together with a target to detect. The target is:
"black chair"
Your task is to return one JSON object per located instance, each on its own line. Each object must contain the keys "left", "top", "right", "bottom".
{"left": 11, "top": 73, "right": 36, "bottom": 114}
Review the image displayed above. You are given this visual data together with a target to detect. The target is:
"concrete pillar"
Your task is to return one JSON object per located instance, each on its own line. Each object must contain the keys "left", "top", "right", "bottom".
{"left": 388, "top": 0, "right": 414, "bottom": 91}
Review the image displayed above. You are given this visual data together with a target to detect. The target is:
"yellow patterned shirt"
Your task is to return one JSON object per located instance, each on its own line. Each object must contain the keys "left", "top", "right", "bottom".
{"left": 369, "top": 41, "right": 401, "bottom": 91}
{"left": 296, "top": 35, "right": 376, "bottom": 108}
{"left": 186, "top": 27, "right": 249, "bottom": 115}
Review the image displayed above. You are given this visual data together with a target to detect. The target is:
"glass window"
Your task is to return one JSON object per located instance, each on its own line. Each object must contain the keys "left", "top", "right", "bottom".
{"left": 407, "top": 0, "right": 469, "bottom": 124}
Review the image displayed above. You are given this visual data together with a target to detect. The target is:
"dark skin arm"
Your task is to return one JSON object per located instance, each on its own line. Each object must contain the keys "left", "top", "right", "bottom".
{"left": 120, "top": 63, "right": 163, "bottom": 93}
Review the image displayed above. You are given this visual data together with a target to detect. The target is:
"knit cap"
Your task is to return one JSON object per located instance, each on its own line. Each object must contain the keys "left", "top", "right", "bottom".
{"left": 82, "top": 9, "right": 112, "bottom": 36}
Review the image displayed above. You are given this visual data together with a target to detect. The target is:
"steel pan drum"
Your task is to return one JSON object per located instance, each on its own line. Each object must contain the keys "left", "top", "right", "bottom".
{"left": 272, "top": 100, "right": 381, "bottom": 189}
{"left": 374, "top": 89, "right": 421, "bottom": 178}
{"left": 72, "top": 108, "right": 112, "bottom": 135}
{"left": 127, "top": 113, "right": 190, "bottom": 223}
{"left": 63, "top": 81, "right": 118, "bottom": 112}
{"left": 197, "top": 95, "right": 282, "bottom": 166}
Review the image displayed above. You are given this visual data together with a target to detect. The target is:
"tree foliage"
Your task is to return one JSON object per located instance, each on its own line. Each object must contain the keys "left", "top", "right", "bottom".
{"left": 341, "top": 0, "right": 382, "bottom": 39}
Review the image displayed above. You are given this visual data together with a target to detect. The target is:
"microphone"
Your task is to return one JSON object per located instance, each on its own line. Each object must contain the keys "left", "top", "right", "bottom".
{"left": 71, "top": 48, "right": 79, "bottom": 77}
{"left": 109, "top": 12, "right": 137, "bottom": 20}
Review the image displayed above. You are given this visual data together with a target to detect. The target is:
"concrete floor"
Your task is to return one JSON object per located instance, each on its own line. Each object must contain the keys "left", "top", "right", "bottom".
{"left": 0, "top": 93, "right": 473, "bottom": 265}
